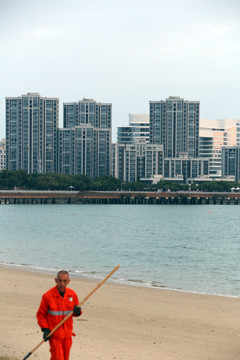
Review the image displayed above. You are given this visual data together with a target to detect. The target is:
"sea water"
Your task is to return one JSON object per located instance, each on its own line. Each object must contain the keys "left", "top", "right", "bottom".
{"left": 0, "top": 204, "right": 239, "bottom": 297}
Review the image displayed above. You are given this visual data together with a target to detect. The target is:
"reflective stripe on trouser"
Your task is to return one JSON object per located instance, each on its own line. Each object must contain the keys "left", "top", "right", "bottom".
{"left": 49, "top": 337, "right": 72, "bottom": 360}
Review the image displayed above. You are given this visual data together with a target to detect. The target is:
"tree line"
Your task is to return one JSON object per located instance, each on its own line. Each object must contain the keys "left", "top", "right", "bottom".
{"left": 0, "top": 170, "right": 239, "bottom": 192}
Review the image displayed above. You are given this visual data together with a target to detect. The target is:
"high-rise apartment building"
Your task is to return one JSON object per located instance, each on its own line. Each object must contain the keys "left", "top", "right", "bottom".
{"left": 199, "top": 119, "right": 240, "bottom": 178}
{"left": 117, "top": 126, "right": 134, "bottom": 145}
{"left": 0, "top": 138, "right": 6, "bottom": 170}
{"left": 112, "top": 143, "right": 125, "bottom": 180}
{"left": 113, "top": 97, "right": 208, "bottom": 183}
{"left": 112, "top": 141, "right": 164, "bottom": 183}
{"left": 222, "top": 146, "right": 240, "bottom": 182}
{"left": 117, "top": 114, "right": 149, "bottom": 144}
{"left": 6, "top": 93, "right": 59, "bottom": 173}
{"left": 58, "top": 126, "right": 94, "bottom": 177}
{"left": 150, "top": 96, "right": 200, "bottom": 158}
{"left": 59, "top": 98, "right": 112, "bottom": 177}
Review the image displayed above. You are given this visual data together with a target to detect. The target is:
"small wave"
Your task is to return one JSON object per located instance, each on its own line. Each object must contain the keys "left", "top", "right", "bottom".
{"left": 0, "top": 262, "right": 239, "bottom": 298}
{"left": 0, "top": 262, "right": 59, "bottom": 275}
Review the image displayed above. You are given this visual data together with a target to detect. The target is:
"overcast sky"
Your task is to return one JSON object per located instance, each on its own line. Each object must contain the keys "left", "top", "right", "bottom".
{"left": 1, "top": 0, "right": 240, "bottom": 141}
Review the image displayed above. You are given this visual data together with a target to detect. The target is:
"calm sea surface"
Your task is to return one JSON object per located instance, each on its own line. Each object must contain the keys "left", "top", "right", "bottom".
{"left": 0, "top": 204, "right": 239, "bottom": 297}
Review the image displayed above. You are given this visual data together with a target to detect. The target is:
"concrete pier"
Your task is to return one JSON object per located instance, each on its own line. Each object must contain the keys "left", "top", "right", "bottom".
{"left": 0, "top": 190, "right": 240, "bottom": 205}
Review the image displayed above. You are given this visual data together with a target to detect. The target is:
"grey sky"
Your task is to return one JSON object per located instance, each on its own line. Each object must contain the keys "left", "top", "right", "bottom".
{"left": 1, "top": 0, "right": 240, "bottom": 141}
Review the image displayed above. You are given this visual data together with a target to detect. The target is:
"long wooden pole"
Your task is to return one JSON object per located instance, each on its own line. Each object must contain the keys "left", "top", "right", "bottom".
{"left": 23, "top": 265, "right": 120, "bottom": 360}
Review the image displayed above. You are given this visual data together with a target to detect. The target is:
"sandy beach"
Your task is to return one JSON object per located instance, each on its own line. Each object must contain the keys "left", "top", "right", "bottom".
{"left": 0, "top": 265, "right": 239, "bottom": 360}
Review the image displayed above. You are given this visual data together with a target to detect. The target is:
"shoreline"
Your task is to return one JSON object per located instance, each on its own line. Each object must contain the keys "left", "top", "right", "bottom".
{"left": 1, "top": 265, "right": 240, "bottom": 360}
{"left": 0, "top": 262, "right": 239, "bottom": 300}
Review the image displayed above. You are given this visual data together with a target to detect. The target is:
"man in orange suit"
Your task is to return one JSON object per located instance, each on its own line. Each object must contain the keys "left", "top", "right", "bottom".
{"left": 37, "top": 270, "right": 82, "bottom": 360}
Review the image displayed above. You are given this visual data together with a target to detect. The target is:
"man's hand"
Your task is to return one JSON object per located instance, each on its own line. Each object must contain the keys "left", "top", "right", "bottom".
{"left": 73, "top": 305, "right": 82, "bottom": 317}
{"left": 42, "top": 328, "right": 51, "bottom": 341}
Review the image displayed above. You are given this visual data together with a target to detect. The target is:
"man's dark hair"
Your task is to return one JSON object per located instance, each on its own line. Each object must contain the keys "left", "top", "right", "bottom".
{"left": 57, "top": 270, "right": 69, "bottom": 278}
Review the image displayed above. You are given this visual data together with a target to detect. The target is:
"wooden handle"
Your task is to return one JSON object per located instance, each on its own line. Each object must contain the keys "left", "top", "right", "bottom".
{"left": 22, "top": 265, "right": 120, "bottom": 359}
{"left": 79, "top": 264, "right": 120, "bottom": 306}
{"left": 47, "top": 265, "right": 120, "bottom": 339}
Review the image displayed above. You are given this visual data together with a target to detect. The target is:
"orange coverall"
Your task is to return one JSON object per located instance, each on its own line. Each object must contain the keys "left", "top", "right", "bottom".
{"left": 37, "top": 286, "right": 80, "bottom": 360}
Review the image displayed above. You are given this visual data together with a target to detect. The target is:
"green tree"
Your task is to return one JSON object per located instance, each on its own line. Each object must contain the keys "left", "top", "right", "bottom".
{"left": 92, "top": 175, "right": 122, "bottom": 191}
{"left": 1, "top": 170, "right": 240, "bottom": 193}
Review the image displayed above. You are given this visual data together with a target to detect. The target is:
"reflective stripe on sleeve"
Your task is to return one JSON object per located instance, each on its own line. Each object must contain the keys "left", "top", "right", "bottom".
{"left": 47, "top": 310, "right": 72, "bottom": 316}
